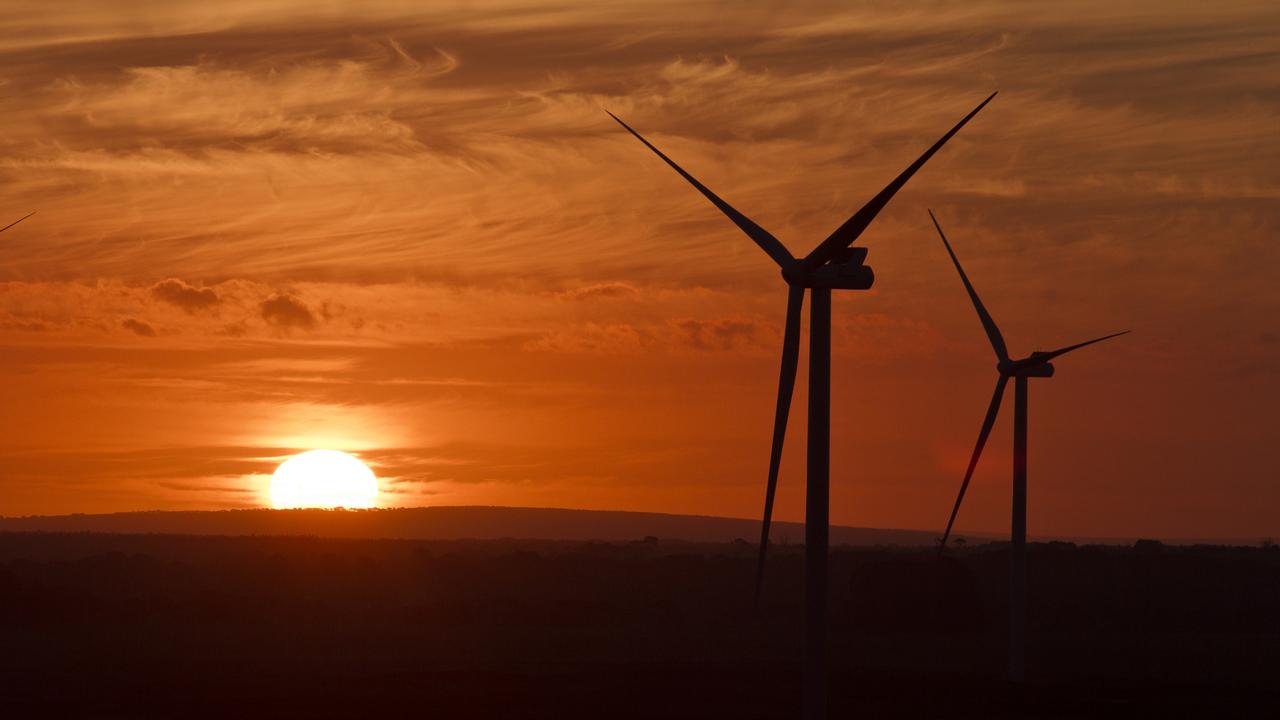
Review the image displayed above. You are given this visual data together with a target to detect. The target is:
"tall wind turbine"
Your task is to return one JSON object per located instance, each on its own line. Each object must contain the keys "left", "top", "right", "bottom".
{"left": 607, "top": 94, "right": 995, "bottom": 719}
{"left": 1, "top": 212, "right": 34, "bottom": 234}
{"left": 929, "top": 210, "right": 1126, "bottom": 683}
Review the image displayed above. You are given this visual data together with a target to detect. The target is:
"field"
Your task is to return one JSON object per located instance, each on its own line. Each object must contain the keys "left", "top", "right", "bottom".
{"left": 1, "top": 532, "right": 1277, "bottom": 718}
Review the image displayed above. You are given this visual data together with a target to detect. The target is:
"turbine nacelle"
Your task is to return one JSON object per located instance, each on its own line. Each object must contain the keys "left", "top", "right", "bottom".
{"left": 807, "top": 262, "right": 875, "bottom": 290}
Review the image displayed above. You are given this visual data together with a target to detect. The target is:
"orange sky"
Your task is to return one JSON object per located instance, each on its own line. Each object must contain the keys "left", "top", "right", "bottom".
{"left": 0, "top": 0, "right": 1276, "bottom": 539}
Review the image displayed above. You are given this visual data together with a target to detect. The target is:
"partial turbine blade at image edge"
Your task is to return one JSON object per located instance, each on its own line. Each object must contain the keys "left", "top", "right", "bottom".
{"left": 0, "top": 211, "right": 35, "bottom": 234}
{"left": 940, "top": 374, "right": 1009, "bottom": 552}
{"left": 604, "top": 111, "right": 794, "bottom": 267}
{"left": 800, "top": 92, "right": 997, "bottom": 270}
{"left": 755, "top": 285, "right": 804, "bottom": 605}
{"left": 929, "top": 209, "right": 1009, "bottom": 363}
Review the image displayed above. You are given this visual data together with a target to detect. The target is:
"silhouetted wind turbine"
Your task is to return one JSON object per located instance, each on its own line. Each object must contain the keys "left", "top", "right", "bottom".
{"left": 1, "top": 211, "right": 34, "bottom": 234}
{"left": 607, "top": 94, "right": 995, "bottom": 719}
{"left": 929, "top": 210, "right": 1126, "bottom": 684}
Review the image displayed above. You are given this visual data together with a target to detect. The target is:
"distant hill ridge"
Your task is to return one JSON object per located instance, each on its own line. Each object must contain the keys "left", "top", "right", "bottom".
{"left": 0, "top": 506, "right": 947, "bottom": 545}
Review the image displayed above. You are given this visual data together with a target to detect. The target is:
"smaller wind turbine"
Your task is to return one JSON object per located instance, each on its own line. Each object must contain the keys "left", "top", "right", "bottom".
{"left": 929, "top": 210, "right": 1126, "bottom": 683}
{"left": 1, "top": 211, "right": 34, "bottom": 234}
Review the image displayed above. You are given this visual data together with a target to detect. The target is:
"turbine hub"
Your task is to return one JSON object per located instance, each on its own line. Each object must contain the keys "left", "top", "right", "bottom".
{"left": 781, "top": 263, "right": 807, "bottom": 286}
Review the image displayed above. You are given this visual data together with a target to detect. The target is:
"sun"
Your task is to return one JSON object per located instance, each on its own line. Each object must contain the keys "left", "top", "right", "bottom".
{"left": 269, "top": 449, "right": 379, "bottom": 509}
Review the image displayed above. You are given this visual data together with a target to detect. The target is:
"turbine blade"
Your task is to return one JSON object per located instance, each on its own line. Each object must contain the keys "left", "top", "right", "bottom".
{"left": 939, "top": 374, "right": 1009, "bottom": 553}
{"left": 755, "top": 284, "right": 805, "bottom": 605}
{"left": 1035, "top": 331, "right": 1129, "bottom": 363}
{"left": 800, "top": 92, "right": 997, "bottom": 270}
{"left": 605, "top": 111, "right": 794, "bottom": 268}
{"left": 929, "top": 210, "right": 1009, "bottom": 363}
{"left": 0, "top": 211, "right": 35, "bottom": 234}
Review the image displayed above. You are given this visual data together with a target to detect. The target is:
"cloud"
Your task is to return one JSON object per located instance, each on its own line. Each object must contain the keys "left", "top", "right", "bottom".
{"left": 361, "top": 442, "right": 636, "bottom": 486}
{"left": 557, "top": 282, "right": 639, "bottom": 301}
{"left": 524, "top": 323, "right": 646, "bottom": 354}
{"left": 260, "top": 293, "right": 316, "bottom": 331}
{"left": 150, "top": 278, "right": 219, "bottom": 312}
{"left": 671, "top": 317, "right": 770, "bottom": 351}
{"left": 49, "top": 38, "right": 456, "bottom": 155}
{"left": 523, "top": 315, "right": 774, "bottom": 354}
{"left": 0, "top": 314, "right": 49, "bottom": 332}
{"left": 0, "top": 445, "right": 288, "bottom": 482}
{"left": 120, "top": 318, "right": 156, "bottom": 336}
{"left": 219, "top": 320, "right": 250, "bottom": 337}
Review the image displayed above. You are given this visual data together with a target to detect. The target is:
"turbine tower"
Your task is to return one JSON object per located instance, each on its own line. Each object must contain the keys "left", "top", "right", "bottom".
{"left": 929, "top": 210, "right": 1126, "bottom": 684}
{"left": 607, "top": 95, "right": 995, "bottom": 719}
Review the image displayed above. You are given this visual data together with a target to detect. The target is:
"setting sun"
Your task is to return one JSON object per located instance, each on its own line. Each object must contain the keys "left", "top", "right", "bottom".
{"left": 269, "top": 450, "right": 379, "bottom": 509}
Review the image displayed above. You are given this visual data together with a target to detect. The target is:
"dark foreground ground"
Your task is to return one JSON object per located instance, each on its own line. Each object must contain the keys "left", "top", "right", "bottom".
{"left": 0, "top": 533, "right": 1276, "bottom": 718}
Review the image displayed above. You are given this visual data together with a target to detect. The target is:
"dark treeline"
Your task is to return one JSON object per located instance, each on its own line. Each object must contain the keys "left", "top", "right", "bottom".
{"left": 1, "top": 533, "right": 1277, "bottom": 718}
{"left": 0, "top": 506, "right": 943, "bottom": 545}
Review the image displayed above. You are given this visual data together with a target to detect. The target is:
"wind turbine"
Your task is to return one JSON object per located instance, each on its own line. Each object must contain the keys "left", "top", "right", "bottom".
{"left": 928, "top": 210, "right": 1126, "bottom": 683}
{"left": 1, "top": 212, "right": 34, "bottom": 234}
{"left": 607, "top": 94, "right": 995, "bottom": 719}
